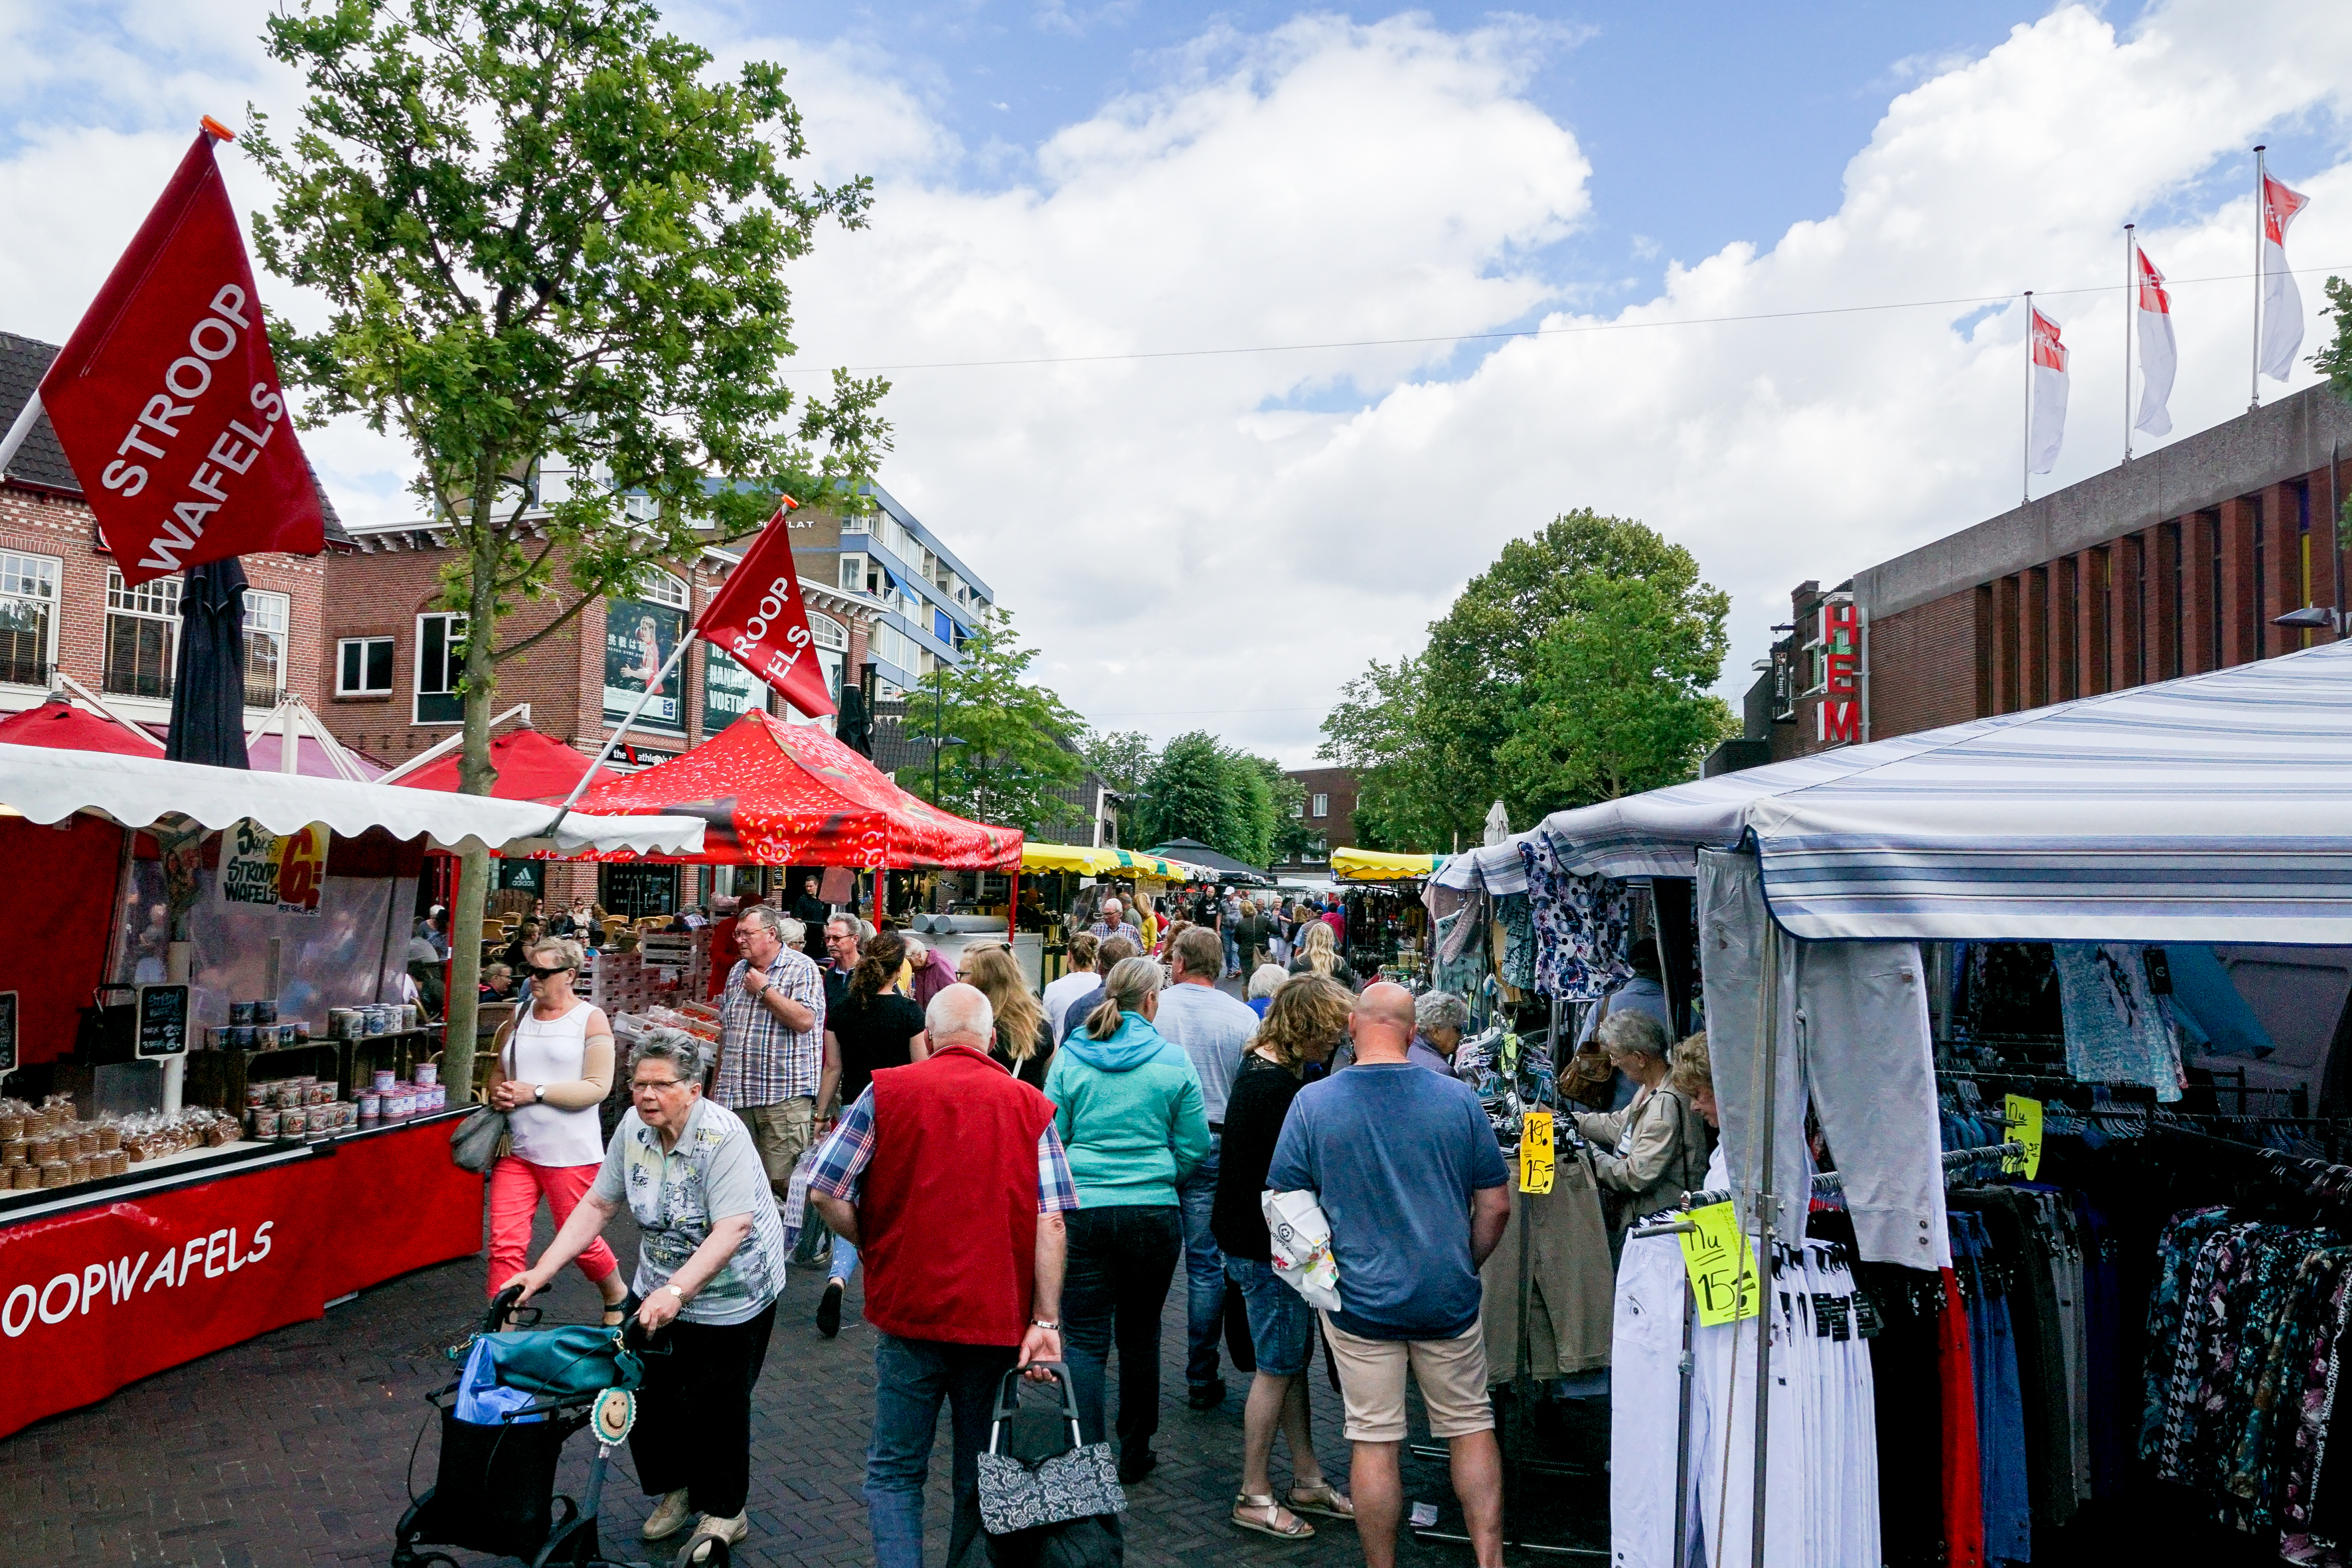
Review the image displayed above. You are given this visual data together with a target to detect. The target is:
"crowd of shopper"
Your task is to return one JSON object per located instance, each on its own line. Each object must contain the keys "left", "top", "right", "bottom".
{"left": 486, "top": 876, "right": 1713, "bottom": 1568}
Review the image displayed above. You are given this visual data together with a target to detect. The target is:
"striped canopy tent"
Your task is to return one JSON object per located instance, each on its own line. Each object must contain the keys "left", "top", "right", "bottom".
{"left": 1330, "top": 846, "right": 1447, "bottom": 882}
{"left": 1020, "top": 842, "right": 1215, "bottom": 882}
{"left": 575, "top": 710, "right": 1020, "bottom": 870}
{"left": 1436, "top": 638, "right": 2352, "bottom": 944}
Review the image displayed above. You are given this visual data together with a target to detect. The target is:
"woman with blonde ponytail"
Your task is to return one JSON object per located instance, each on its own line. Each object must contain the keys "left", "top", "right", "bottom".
{"left": 1285, "top": 920, "right": 1361, "bottom": 992}
{"left": 1044, "top": 955, "right": 1213, "bottom": 1482}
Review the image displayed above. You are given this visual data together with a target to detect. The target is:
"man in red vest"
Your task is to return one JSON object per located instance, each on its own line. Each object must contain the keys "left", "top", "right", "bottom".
{"left": 806, "top": 983, "right": 1075, "bottom": 1568}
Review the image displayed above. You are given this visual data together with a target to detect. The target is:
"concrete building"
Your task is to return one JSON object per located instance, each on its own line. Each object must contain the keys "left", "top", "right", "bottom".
{"left": 1711, "top": 382, "right": 2352, "bottom": 771}
{"left": 1281, "top": 766, "right": 1360, "bottom": 872}
{"left": 785, "top": 481, "right": 994, "bottom": 695}
{"left": 0, "top": 331, "right": 350, "bottom": 730}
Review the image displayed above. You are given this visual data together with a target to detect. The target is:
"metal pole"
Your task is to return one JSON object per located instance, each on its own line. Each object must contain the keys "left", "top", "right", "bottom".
{"left": 1748, "top": 917, "right": 1782, "bottom": 1568}
{"left": 2254, "top": 145, "right": 2268, "bottom": 412}
{"left": 2124, "top": 224, "right": 2136, "bottom": 463}
{"left": 0, "top": 390, "right": 45, "bottom": 481}
{"left": 933, "top": 672, "right": 944, "bottom": 803}
{"left": 2021, "top": 290, "right": 2034, "bottom": 509}
{"left": 539, "top": 629, "right": 695, "bottom": 837}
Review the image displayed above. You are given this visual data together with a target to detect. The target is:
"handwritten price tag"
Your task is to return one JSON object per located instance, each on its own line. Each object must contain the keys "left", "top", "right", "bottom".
{"left": 1518, "top": 1110, "right": 1555, "bottom": 1195}
{"left": 1678, "top": 1202, "right": 1761, "bottom": 1326}
{"left": 2004, "top": 1095, "right": 2043, "bottom": 1180}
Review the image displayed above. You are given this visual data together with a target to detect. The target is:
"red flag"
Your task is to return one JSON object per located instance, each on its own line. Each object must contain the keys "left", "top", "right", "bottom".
{"left": 697, "top": 502, "right": 838, "bottom": 718}
{"left": 38, "top": 126, "right": 325, "bottom": 588}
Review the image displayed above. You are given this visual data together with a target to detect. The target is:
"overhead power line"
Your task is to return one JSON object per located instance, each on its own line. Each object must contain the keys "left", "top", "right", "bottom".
{"left": 784, "top": 261, "right": 2351, "bottom": 373}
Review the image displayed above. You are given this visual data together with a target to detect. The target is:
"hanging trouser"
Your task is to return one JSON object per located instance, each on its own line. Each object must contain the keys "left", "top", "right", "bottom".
{"left": 1695, "top": 848, "right": 1809, "bottom": 1238}
{"left": 1608, "top": 1233, "right": 1704, "bottom": 1568}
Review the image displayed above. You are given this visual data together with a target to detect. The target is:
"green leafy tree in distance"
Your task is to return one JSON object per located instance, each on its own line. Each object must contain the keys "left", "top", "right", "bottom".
{"left": 248, "top": 0, "right": 890, "bottom": 1091}
{"left": 1139, "top": 733, "right": 1293, "bottom": 867}
{"left": 900, "top": 606, "right": 1085, "bottom": 835}
{"left": 1081, "top": 730, "right": 1159, "bottom": 845}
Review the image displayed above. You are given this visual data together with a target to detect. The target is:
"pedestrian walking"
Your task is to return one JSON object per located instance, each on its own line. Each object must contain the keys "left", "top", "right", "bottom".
{"left": 1213, "top": 974, "right": 1356, "bottom": 1539}
{"left": 1057, "top": 934, "right": 1141, "bottom": 1040}
{"left": 483, "top": 936, "right": 629, "bottom": 1325}
{"left": 1087, "top": 896, "right": 1142, "bottom": 945}
{"left": 507, "top": 1032, "right": 792, "bottom": 1549}
{"left": 813, "top": 929, "right": 929, "bottom": 1338}
{"left": 712, "top": 904, "right": 829, "bottom": 1218}
{"left": 1288, "top": 921, "right": 1361, "bottom": 992}
{"left": 1041, "top": 931, "right": 1101, "bottom": 1046}
{"left": 1411, "top": 990, "right": 1471, "bottom": 1075}
{"left": 1045, "top": 955, "right": 1213, "bottom": 1483}
{"left": 1266, "top": 982, "right": 1512, "bottom": 1568}
{"left": 1246, "top": 961, "right": 1287, "bottom": 1017}
{"left": 803, "top": 985, "right": 1073, "bottom": 1568}
{"left": 1233, "top": 896, "right": 1271, "bottom": 978}
{"left": 957, "top": 940, "right": 1053, "bottom": 1087}
{"left": 1219, "top": 887, "right": 1243, "bottom": 977}
{"left": 1154, "top": 925, "right": 1262, "bottom": 1411}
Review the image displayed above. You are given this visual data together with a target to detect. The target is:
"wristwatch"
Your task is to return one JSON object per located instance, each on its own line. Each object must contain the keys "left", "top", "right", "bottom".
{"left": 1031, "top": 1318, "right": 1061, "bottom": 1331}
{"left": 530, "top": 1083, "right": 544, "bottom": 1103}
{"left": 664, "top": 1285, "right": 685, "bottom": 1300}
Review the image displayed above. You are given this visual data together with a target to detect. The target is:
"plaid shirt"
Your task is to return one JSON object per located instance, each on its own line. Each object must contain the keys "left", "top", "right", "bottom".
{"left": 786, "top": 1082, "right": 1078, "bottom": 1239}
{"left": 714, "top": 947, "right": 826, "bottom": 1107}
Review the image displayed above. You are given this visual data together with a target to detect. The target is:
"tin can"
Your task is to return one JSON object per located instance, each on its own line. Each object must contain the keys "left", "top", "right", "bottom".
{"left": 224, "top": 1026, "right": 250, "bottom": 1048}
{"left": 254, "top": 998, "right": 277, "bottom": 1024}
{"left": 290, "top": 1020, "right": 311, "bottom": 1042}
{"left": 372, "top": 1069, "right": 395, "bottom": 1094}
{"left": 279, "top": 1107, "right": 308, "bottom": 1138}
{"left": 230, "top": 1001, "right": 256, "bottom": 1025}
{"left": 414, "top": 1062, "right": 439, "bottom": 1087}
{"left": 248, "top": 1107, "right": 280, "bottom": 1138}
{"left": 358, "top": 1091, "right": 380, "bottom": 1118}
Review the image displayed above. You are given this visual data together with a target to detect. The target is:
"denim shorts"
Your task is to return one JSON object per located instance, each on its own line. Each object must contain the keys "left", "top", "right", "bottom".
{"left": 1226, "top": 1255, "right": 1315, "bottom": 1376}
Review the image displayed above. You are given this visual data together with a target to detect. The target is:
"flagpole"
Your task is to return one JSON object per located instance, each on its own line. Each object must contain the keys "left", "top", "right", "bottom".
{"left": 540, "top": 627, "right": 696, "bottom": 837}
{"left": 0, "top": 390, "right": 42, "bottom": 478}
{"left": 2022, "top": 289, "right": 2033, "bottom": 509}
{"left": 2124, "top": 226, "right": 2136, "bottom": 465}
{"left": 2253, "top": 145, "right": 2267, "bottom": 413}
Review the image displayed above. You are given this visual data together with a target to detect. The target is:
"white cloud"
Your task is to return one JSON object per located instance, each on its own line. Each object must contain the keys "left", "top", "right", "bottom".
{"left": 9, "top": 2, "right": 2352, "bottom": 773}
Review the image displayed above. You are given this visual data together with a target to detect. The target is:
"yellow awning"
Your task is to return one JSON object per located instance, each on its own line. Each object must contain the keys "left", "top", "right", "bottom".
{"left": 1018, "top": 842, "right": 1213, "bottom": 881}
{"left": 1330, "top": 846, "right": 1445, "bottom": 882}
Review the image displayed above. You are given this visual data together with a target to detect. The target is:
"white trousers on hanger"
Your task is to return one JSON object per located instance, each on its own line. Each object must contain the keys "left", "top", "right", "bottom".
{"left": 1610, "top": 1233, "right": 1705, "bottom": 1568}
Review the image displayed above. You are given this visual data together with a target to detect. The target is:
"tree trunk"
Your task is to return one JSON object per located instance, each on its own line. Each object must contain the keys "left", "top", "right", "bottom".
{"left": 441, "top": 469, "right": 507, "bottom": 1099}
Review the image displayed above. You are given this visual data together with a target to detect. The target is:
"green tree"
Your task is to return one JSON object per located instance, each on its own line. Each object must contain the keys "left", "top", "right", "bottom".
{"left": 1081, "top": 730, "right": 1159, "bottom": 845}
{"left": 248, "top": 0, "right": 888, "bottom": 1092}
{"left": 1138, "top": 734, "right": 1293, "bottom": 867}
{"left": 2317, "top": 275, "right": 2352, "bottom": 548}
{"left": 1321, "top": 510, "right": 1733, "bottom": 838}
{"left": 900, "top": 607, "right": 1085, "bottom": 834}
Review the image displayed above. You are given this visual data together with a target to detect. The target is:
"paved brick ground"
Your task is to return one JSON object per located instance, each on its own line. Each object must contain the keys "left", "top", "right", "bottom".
{"left": 0, "top": 1201, "right": 1608, "bottom": 1568}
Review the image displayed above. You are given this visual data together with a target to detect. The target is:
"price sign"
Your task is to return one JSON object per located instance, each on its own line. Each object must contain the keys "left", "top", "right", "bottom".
{"left": 1517, "top": 1110, "right": 1555, "bottom": 1195}
{"left": 0, "top": 990, "right": 15, "bottom": 1073}
{"left": 2004, "top": 1095, "right": 2043, "bottom": 1180}
{"left": 1678, "top": 1202, "right": 1762, "bottom": 1326}
{"left": 219, "top": 820, "right": 327, "bottom": 917}
{"left": 136, "top": 983, "right": 191, "bottom": 1058}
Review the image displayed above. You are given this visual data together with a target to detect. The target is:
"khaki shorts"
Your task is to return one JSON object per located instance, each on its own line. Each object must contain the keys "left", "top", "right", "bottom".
{"left": 1320, "top": 1313, "right": 1494, "bottom": 1443}
{"left": 740, "top": 1097, "right": 815, "bottom": 1202}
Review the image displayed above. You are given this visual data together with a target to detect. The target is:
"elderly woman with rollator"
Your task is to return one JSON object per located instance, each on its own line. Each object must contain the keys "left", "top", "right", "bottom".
{"left": 505, "top": 1030, "right": 792, "bottom": 1551}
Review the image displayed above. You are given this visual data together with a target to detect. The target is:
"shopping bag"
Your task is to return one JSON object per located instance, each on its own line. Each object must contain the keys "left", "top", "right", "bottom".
{"left": 1261, "top": 1189, "right": 1342, "bottom": 1311}
{"left": 447, "top": 1106, "right": 509, "bottom": 1173}
{"left": 975, "top": 1366, "right": 1125, "bottom": 1538}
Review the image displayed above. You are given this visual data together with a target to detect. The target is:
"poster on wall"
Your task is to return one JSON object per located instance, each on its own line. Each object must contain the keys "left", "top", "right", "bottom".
{"left": 703, "top": 645, "right": 764, "bottom": 734}
{"left": 218, "top": 820, "right": 327, "bottom": 917}
{"left": 599, "top": 864, "right": 680, "bottom": 919}
{"left": 604, "top": 595, "right": 686, "bottom": 733}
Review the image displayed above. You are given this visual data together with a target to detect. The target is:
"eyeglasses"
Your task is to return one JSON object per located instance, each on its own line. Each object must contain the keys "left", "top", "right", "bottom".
{"left": 528, "top": 965, "right": 572, "bottom": 979}
{"left": 631, "top": 1077, "right": 686, "bottom": 1095}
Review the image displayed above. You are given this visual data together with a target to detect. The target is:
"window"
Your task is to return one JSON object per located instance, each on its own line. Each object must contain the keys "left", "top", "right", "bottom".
{"left": 338, "top": 636, "right": 394, "bottom": 696}
{"left": 1289, "top": 799, "right": 1304, "bottom": 819}
{"left": 933, "top": 607, "right": 955, "bottom": 643}
{"left": 0, "top": 551, "right": 59, "bottom": 687}
{"left": 1312, "top": 793, "right": 1329, "bottom": 818}
{"left": 870, "top": 619, "right": 920, "bottom": 673}
{"left": 639, "top": 569, "right": 690, "bottom": 609}
{"left": 243, "top": 589, "right": 290, "bottom": 706}
{"left": 622, "top": 493, "right": 659, "bottom": 522}
{"left": 104, "top": 570, "right": 179, "bottom": 699}
{"left": 416, "top": 612, "right": 468, "bottom": 724}
{"left": 839, "top": 554, "right": 866, "bottom": 593}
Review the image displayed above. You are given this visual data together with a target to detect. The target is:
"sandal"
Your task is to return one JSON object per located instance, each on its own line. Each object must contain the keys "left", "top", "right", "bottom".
{"left": 601, "top": 1304, "right": 629, "bottom": 1328}
{"left": 1231, "top": 1493, "right": 1315, "bottom": 1539}
{"left": 1287, "top": 1481, "right": 1354, "bottom": 1520}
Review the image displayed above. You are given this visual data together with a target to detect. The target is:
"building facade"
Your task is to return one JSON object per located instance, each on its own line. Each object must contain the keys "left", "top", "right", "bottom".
{"left": 787, "top": 481, "right": 994, "bottom": 694}
{"left": 0, "top": 331, "right": 346, "bottom": 730}
{"left": 1281, "top": 766, "right": 1360, "bottom": 873}
{"left": 1713, "top": 384, "right": 2352, "bottom": 770}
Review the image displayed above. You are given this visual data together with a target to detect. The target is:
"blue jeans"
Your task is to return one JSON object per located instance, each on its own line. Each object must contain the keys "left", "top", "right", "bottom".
{"left": 1226, "top": 1255, "right": 1314, "bottom": 1375}
{"left": 829, "top": 1234, "right": 860, "bottom": 1285}
{"left": 1178, "top": 1139, "right": 1229, "bottom": 1389}
{"left": 864, "top": 1333, "right": 1018, "bottom": 1568}
{"left": 1223, "top": 931, "right": 1240, "bottom": 974}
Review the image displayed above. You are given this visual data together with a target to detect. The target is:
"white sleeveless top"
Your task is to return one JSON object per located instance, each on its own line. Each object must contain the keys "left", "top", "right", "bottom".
{"left": 505, "top": 1000, "right": 606, "bottom": 1167}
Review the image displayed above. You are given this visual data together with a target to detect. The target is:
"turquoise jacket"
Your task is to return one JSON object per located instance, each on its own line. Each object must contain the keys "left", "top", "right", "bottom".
{"left": 1044, "top": 1011, "right": 1213, "bottom": 1208}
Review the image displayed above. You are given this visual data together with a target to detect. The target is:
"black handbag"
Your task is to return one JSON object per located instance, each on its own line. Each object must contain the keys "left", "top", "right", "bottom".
{"left": 951, "top": 1365, "right": 1123, "bottom": 1568}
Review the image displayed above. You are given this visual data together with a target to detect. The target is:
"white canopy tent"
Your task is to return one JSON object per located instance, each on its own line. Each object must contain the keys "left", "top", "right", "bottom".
{"left": 0, "top": 742, "right": 707, "bottom": 858}
{"left": 1438, "top": 637, "right": 2352, "bottom": 945}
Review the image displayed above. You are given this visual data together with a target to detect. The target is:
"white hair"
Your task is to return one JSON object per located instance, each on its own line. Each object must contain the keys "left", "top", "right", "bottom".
{"left": 927, "top": 982, "right": 995, "bottom": 1048}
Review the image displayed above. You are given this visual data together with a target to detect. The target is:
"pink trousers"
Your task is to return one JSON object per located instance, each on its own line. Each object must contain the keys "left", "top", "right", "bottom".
{"left": 487, "top": 1154, "right": 621, "bottom": 1298}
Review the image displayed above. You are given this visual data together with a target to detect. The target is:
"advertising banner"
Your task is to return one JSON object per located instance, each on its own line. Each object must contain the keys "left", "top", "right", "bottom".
{"left": 217, "top": 819, "right": 327, "bottom": 916}
{"left": 702, "top": 645, "right": 763, "bottom": 735}
{"left": 605, "top": 596, "right": 687, "bottom": 733}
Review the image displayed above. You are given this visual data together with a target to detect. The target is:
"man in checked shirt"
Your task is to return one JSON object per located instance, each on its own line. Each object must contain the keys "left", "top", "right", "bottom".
{"left": 712, "top": 903, "right": 828, "bottom": 1217}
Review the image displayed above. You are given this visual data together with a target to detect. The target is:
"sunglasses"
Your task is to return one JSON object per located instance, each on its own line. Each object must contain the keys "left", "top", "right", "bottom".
{"left": 528, "top": 964, "right": 574, "bottom": 979}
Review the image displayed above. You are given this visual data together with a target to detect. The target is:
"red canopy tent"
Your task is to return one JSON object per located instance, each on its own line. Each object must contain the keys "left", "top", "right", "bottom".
{"left": 0, "top": 697, "right": 165, "bottom": 756}
{"left": 576, "top": 710, "right": 1022, "bottom": 872}
{"left": 390, "top": 726, "right": 621, "bottom": 804}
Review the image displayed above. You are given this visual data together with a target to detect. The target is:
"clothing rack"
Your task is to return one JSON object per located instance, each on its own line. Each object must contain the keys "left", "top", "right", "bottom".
{"left": 1678, "top": 1144, "right": 2029, "bottom": 1213}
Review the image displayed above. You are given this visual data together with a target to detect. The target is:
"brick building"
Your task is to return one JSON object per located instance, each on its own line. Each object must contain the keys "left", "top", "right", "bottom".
{"left": 1281, "top": 766, "right": 1360, "bottom": 872}
{"left": 321, "top": 516, "right": 886, "bottom": 913}
{"left": 0, "top": 331, "right": 347, "bottom": 730}
{"left": 1711, "top": 383, "right": 2352, "bottom": 770}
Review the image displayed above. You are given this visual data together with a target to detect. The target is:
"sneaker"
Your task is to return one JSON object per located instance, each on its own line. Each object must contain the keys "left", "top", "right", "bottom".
{"left": 695, "top": 1511, "right": 750, "bottom": 1545}
{"left": 817, "top": 1280, "right": 844, "bottom": 1338}
{"left": 641, "top": 1489, "right": 692, "bottom": 1539}
{"left": 1188, "top": 1377, "right": 1227, "bottom": 1411}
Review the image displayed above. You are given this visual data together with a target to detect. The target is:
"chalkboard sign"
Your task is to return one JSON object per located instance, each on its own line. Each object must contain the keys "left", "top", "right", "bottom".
{"left": 0, "top": 991, "right": 15, "bottom": 1073}
{"left": 136, "top": 984, "right": 190, "bottom": 1058}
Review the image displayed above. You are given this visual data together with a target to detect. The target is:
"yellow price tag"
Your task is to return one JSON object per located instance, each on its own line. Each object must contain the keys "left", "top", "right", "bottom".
{"left": 1678, "top": 1202, "right": 1761, "bottom": 1326}
{"left": 1518, "top": 1110, "right": 1555, "bottom": 1195}
{"left": 2004, "top": 1095, "right": 2043, "bottom": 1180}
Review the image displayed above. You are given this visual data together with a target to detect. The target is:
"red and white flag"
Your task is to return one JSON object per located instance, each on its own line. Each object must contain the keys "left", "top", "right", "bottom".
{"left": 2259, "top": 173, "right": 2311, "bottom": 382}
{"left": 2029, "top": 305, "right": 2069, "bottom": 475}
{"left": 696, "top": 502, "right": 838, "bottom": 718}
{"left": 2134, "top": 244, "right": 2177, "bottom": 438}
{"left": 37, "top": 124, "right": 324, "bottom": 588}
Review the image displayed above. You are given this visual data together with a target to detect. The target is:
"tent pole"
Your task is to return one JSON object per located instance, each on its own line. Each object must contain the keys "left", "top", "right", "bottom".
{"left": 1749, "top": 914, "right": 1782, "bottom": 1568}
{"left": 540, "top": 633, "right": 694, "bottom": 838}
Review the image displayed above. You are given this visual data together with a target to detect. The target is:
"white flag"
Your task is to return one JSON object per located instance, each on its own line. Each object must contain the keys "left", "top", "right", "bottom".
{"left": 2259, "top": 173, "right": 2310, "bottom": 382}
{"left": 2134, "top": 244, "right": 2177, "bottom": 438}
{"left": 2029, "top": 305, "right": 2068, "bottom": 475}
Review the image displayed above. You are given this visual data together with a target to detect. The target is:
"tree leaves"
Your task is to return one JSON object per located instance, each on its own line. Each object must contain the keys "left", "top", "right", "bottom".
{"left": 897, "top": 606, "right": 1085, "bottom": 834}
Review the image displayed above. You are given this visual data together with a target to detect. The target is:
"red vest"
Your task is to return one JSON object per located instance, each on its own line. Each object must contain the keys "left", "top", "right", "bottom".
{"left": 861, "top": 1044, "right": 1058, "bottom": 1347}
